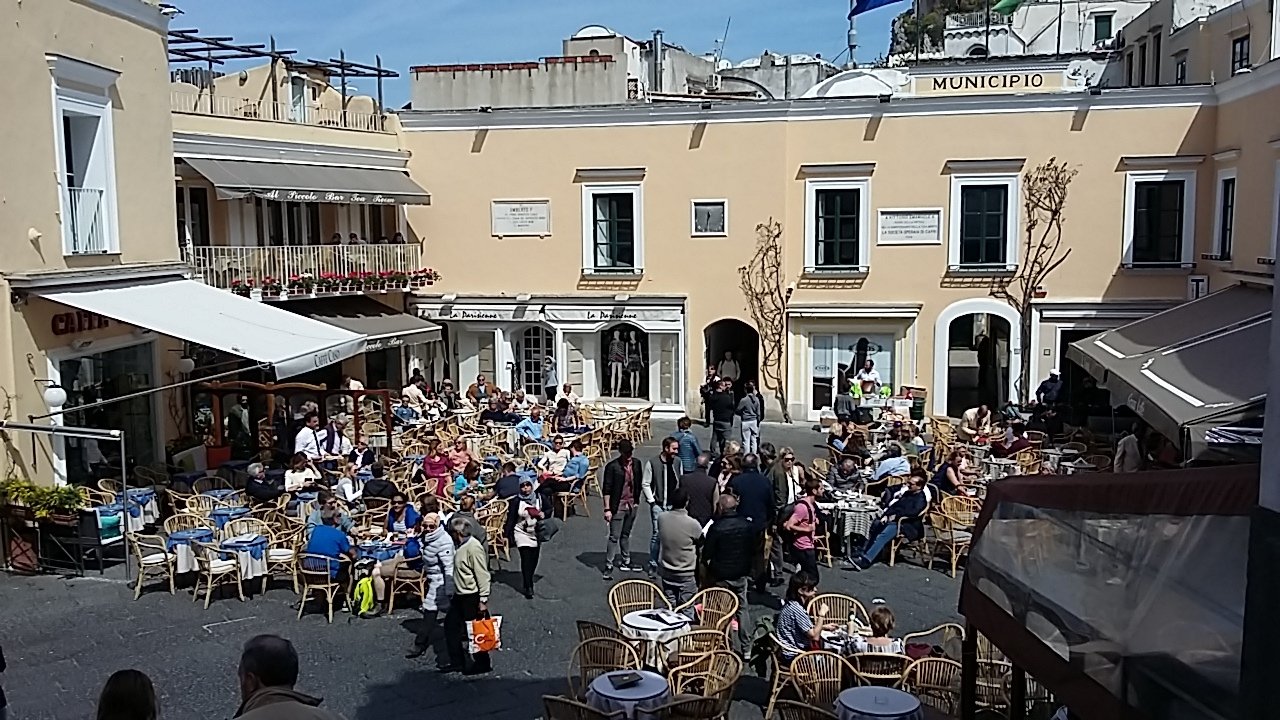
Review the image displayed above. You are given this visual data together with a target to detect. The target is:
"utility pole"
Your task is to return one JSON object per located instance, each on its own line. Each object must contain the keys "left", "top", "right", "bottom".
{"left": 1055, "top": 0, "right": 1065, "bottom": 54}
{"left": 984, "top": 0, "right": 992, "bottom": 54}
{"left": 914, "top": 0, "right": 922, "bottom": 62}
{"left": 848, "top": 0, "right": 858, "bottom": 68}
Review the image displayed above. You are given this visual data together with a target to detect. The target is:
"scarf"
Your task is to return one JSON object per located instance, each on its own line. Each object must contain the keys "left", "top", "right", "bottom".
{"left": 517, "top": 489, "right": 538, "bottom": 507}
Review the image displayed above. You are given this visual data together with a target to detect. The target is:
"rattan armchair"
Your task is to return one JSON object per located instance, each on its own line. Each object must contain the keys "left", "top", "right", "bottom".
{"left": 575, "top": 619, "right": 630, "bottom": 644}
{"left": 899, "top": 657, "right": 962, "bottom": 715}
{"left": 806, "top": 593, "right": 869, "bottom": 630}
{"left": 928, "top": 511, "right": 973, "bottom": 577}
{"left": 191, "top": 541, "right": 244, "bottom": 609}
{"left": 848, "top": 652, "right": 912, "bottom": 687}
{"left": 663, "top": 628, "right": 732, "bottom": 669}
{"left": 126, "top": 532, "right": 175, "bottom": 599}
{"left": 764, "top": 633, "right": 807, "bottom": 720}
{"left": 566, "top": 638, "right": 641, "bottom": 700}
{"left": 163, "top": 513, "right": 211, "bottom": 535}
{"left": 901, "top": 622, "right": 965, "bottom": 661}
{"left": 675, "top": 587, "right": 738, "bottom": 632}
{"left": 774, "top": 700, "right": 839, "bottom": 720}
{"left": 386, "top": 556, "right": 428, "bottom": 614}
{"left": 541, "top": 695, "right": 624, "bottom": 720}
{"left": 296, "top": 553, "right": 347, "bottom": 623}
{"left": 888, "top": 505, "right": 931, "bottom": 567}
{"left": 183, "top": 494, "right": 219, "bottom": 516}
{"left": 666, "top": 650, "right": 741, "bottom": 718}
{"left": 606, "top": 579, "right": 670, "bottom": 626}
{"left": 265, "top": 525, "right": 301, "bottom": 594}
{"left": 790, "top": 651, "right": 857, "bottom": 708}
{"left": 651, "top": 696, "right": 722, "bottom": 719}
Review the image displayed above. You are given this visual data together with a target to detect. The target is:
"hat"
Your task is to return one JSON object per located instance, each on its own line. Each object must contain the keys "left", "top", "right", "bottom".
{"left": 1050, "top": 368, "right": 1060, "bottom": 376}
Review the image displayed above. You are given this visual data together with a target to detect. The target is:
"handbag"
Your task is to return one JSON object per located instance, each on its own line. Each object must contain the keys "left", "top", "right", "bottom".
{"left": 467, "top": 614, "right": 503, "bottom": 654}
{"left": 535, "top": 517, "right": 561, "bottom": 543}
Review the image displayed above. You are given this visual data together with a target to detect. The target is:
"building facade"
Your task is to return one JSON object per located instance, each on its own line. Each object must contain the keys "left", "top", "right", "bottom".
{"left": 400, "top": 51, "right": 1280, "bottom": 421}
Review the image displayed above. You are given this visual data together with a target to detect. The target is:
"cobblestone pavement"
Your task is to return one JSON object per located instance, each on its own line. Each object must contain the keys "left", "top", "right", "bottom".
{"left": 0, "top": 419, "right": 960, "bottom": 720}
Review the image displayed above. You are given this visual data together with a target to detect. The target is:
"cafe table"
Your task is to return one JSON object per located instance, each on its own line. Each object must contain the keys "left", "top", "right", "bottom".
{"left": 166, "top": 527, "right": 215, "bottom": 573}
{"left": 585, "top": 670, "right": 671, "bottom": 720}
{"left": 202, "top": 488, "right": 238, "bottom": 500}
{"left": 123, "top": 487, "right": 160, "bottom": 524}
{"left": 219, "top": 533, "right": 268, "bottom": 580}
{"left": 620, "top": 609, "right": 692, "bottom": 669}
{"left": 835, "top": 686, "right": 924, "bottom": 720}
{"left": 209, "top": 506, "right": 250, "bottom": 530}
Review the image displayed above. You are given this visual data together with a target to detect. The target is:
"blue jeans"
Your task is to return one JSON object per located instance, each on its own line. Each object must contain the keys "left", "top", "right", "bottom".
{"left": 859, "top": 521, "right": 899, "bottom": 564}
{"left": 648, "top": 504, "right": 667, "bottom": 568}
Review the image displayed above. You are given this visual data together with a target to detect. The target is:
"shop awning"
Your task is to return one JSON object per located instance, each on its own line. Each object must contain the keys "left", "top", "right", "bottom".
{"left": 36, "top": 279, "right": 367, "bottom": 379}
{"left": 1066, "top": 284, "right": 1270, "bottom": 461}
{"left": 182, "top": 157, "right": 431, "bottom": 205}
{"left": 281, "top": 297, "right": 441, "bottom": 353}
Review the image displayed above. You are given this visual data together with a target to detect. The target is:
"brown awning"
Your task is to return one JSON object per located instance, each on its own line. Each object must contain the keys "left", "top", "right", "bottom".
{"left": 279, "top": 296, "right": 441, "bottom": 353}
{"left": 183, "top": 157, "right": 430, "bottom": 205}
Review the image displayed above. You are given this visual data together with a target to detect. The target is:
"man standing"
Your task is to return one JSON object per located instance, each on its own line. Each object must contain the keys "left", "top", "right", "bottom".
{"left": 679, "top": 452, "right": 718, "bottom": 527}
{"left": 958, "top": 404, "right": 992, "bottom": 442}
{"left": 642, "top": 437, "right": 681, "bottom": 578}
{"left": 234, "top": 635, "right": 342, "bottom": 720}
{"left": 293, "top": 412, "right": 325, "bottom": 462}
{"left": 853, "top": 359, "right": 881, "bottom": 396}
{"left": 707, "top": 379, "right": 736, "bottom": 455}
{"left": 704, "top": 494, "right": 757, "bottom": 655}
{"left": 728, "top": 454, "right": 775, "bottom": 592}
{"left": 318, "top": 415, "right": 353, "bottom": 466}
{"left": 656, "top": 489, "right": 702, "bottom": 615}
{"left": 442, "top": 516, "right": 492, "bottom": 675}
{"left": 736, "top": 381, "right": 762, "bottom": 455}
{"left": 1115, "top": 423, "right": 1144, "bottom": 473}
{"left": 672, "top": 417, "right": 702, "bottom": 473}
{"left": 602, "top": 439, "right": 643, "bottom": 580}
{"left": 402, "top": 378, "right": 429, "bottom": 412}
{"left": 699, "top": 366, "right": 719, "bottom": 426}
{"left": 542, "top": 356, "right": 559, "bottom": 404}
{"left": 1035, "top": 369, "right": 1064, "bottom": 406}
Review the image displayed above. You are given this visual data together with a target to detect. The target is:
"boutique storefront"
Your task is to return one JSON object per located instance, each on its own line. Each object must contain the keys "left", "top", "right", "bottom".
{"left": 413, "top": 296, "right": 688, "bottom": 413}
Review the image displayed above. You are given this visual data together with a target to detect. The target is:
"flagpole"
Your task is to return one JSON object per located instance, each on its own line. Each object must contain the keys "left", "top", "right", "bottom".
{"left": 1055, "top": 0, "right": 1064, "bottom": 54}
{"left": 914, "top": 0, "right": 921, "bottom": 62}
{"left": 985, "top": 0, "right": 991, "bottom": 54}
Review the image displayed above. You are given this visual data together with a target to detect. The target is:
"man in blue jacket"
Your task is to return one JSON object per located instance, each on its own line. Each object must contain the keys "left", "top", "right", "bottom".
{"left": 848, "top": 474, "right": 929, "bottom": 570}
{"left": 727, "top": 453, "right": 775, "bottom": 592}
{"left": 672, "top": 416, "right": 702, "bottom": 473}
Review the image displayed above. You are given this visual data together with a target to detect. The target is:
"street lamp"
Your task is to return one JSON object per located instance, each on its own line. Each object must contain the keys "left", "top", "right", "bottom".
{"left": 39, "top": 382, "right": 67, "bottom": 407}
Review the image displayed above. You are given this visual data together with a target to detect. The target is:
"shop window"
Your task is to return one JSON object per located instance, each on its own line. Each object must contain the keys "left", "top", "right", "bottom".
{"left": 515, "top": 326, "right": 554, "bottom": 396}
{"left": 810, "top": 333, "right": 895, "bottom": 412}
{"left": 657, "top": 334, "right": 680, "bottom": 405}
{"left": 57, "top": 342, "right": 156, "bottom": 485}
{"left": 601, "top": 323, "right": 648, "bottom": 399}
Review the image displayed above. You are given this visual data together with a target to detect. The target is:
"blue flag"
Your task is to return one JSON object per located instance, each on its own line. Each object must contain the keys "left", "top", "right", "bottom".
{"left": 849, "top": 0, "right": 908, "bottom": 17}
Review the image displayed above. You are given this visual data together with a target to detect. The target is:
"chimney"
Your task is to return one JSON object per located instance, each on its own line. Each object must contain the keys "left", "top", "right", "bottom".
{"left": 651, "top": 29, "right": 664, "bottom": 93}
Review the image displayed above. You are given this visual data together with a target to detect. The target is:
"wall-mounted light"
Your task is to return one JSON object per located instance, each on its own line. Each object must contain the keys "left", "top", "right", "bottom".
{"left": 176, "top": 355, "right": 196, "bottom": 374}
{"left": 71, "top": 338, "right": 93, "bottom": 351}
{"left": 34, "top": 380, "right": 67, "bottom": 407}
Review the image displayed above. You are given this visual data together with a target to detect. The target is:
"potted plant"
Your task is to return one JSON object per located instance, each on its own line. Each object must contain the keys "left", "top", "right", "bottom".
{"left": 410, "top": 268, "right": 441, "bottom": 287}
{"left": 230, "top": 278, "right": 254, "bottom": 297}
{"left": 0, "top": 477, "right": 38, "bottom": 508}
{"left": 316, "top": 273, "right": 340, "bottom": 294}
{"left": 31, "top": 485, "right": 84, "bottom": 525}
{"left": 342, "top": 271, "right": 363, "bottom": 292}
{"left": 287, "top": 273, "right": 315, "bottom": 295}
{"left": 259, "top": 276, "right": 284, "bottom": 298}
{"left": 0, "top": 478, "right": 38, "bottom": 573}
{"left": 381, "top": 270, "right": 410, "bottom": 290}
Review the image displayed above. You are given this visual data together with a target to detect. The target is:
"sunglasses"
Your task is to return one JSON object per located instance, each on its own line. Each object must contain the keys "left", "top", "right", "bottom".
{"left": 393, "top": 500, "right": 406, "bottom": 505}
{"left": 783, "top": 456, "right": 796, "bottom": 462}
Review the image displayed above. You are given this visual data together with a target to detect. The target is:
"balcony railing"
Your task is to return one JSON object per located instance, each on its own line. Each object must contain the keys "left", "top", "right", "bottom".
{"left": 946, "top": 12, "right": 1011, "bottom": 29}
{"left": 66, "top": 186, "right": 107, "bottom": 254}
{"left": 188, "top": 244, "right": 431, "bottom": 300}
{"left": 170, "top": 90, "right": 389, "bottom": 133}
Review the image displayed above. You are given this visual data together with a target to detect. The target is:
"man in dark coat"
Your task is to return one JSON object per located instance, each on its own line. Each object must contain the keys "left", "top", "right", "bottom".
{"left": 678, "top": 453, "right": 718, "bottom": 527}
{"left": 849, "top": 474, "right": 929, "bottom": 570}
{"left": 703, "top": 494, "right": 758, "bottom": 654}
{"left": 727, "top": 453, "right": 775, "bottom": 592}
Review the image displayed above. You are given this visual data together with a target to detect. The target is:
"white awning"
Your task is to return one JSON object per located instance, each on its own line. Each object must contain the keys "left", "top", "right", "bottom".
{"left": 37, "top": 279, "right": 366, "bottom": 379}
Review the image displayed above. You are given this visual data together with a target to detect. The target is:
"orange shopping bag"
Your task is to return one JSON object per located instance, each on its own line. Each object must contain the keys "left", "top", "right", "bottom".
{"left": 467, "top": 615, "right": 503, "bottom": 654}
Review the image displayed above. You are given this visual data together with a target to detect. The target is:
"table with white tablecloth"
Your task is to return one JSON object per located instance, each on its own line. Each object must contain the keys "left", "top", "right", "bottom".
{"left": 123, "top": 487, "right": 160, "bottom": 524}
{"left": 585, "top": 670, "right": 671, "bottom": 720}
{"left": 620, "top": 610, "right": 691, "bottom": 669}
{"left": 166, "top": 528, "right": 215, "bottom": 573}
{"left": 220, "top": 534, "right": 268, "bottom": 580}
{"left": 835, "top": 686, "right": 924, "bottom": 720}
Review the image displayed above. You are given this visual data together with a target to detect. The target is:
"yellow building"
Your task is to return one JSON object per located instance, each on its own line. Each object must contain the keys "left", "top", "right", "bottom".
{"left": 401, "top": 48, "right": 1280, "bottom": 421}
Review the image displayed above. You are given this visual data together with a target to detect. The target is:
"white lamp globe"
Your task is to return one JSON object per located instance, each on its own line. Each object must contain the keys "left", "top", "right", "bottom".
{"left": 43, "top": 384, "right": 68, "bottom": 407}
{"left": 176, "top": 356, "right": 196, "bottom": 374}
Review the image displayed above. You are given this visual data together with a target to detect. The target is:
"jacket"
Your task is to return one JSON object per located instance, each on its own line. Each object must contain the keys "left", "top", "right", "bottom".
{"left": 678, "top": 469, "right": 718, "bottom": 527}
{"left": 884, "top": 489, "right": 929, "bottom": 541}
{"left": 707, "top": 391, "right": 736, "bottom": 424}
{"left": 728, "top": 470, "right": 775, "bottom": 532}
{"left": 642, "top": 454, "right": 680, "bottom": 508}
{"left": 451, "top": 510, "right": 488, "bottom": 547}
{"left": 702, "top": 509, "right": 758, "bottom": 581}
{"left": 235, "top": 687, "right": 344, "bottom": 720}
{"left": 767, "top": 461, "right": 791, "bottom": 509}
{"left": 453, "top": 536, "right": 491, "bottom": 600}
{"left": 465, "top": 381, "right": 501, "bottom": 404}
{"left": 833, "top": 394, "right": 857, "bottom": 418}
{"left": 736, "top": 393, "right": 762, "bottom": 422}
{"left": 419, "top": 525, "right": 455, "bottom": 612}
{"left": 602, "top": 456, "right": 644, "bottom": 512}
{"left": 673, "top": 429, "right": 702, "bottom": 472}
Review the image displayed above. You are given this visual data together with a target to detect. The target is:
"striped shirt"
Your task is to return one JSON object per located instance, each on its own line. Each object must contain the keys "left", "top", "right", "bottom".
{"left": 776, "top": 601, "right": 814, "bottom": 660}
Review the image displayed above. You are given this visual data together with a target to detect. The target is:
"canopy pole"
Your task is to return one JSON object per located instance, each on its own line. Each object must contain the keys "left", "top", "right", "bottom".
{"left": 119, "top": 431, "right": 131, "bottom": 584}
{"left": 961, "top": 622, "right": 977, "bottom": 720}
{"left": 29, "top": 364, "right": 268, "bottom": 422}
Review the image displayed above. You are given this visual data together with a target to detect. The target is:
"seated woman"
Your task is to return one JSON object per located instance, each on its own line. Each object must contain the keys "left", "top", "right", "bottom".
{"left": 367, "top": 495, "right": 424, "bottom": 618}
{"left": 447, "top": 438, "right": 475, "bottom": 475}
{"left": 775, "top": 571, "right": 839, "bottom": 664}
{"left": 385, "top": 491, "right": 421, "bottom": 535}
{"left": 284, "top": 452, "right": 322, "bottom": 493}
{"left": 509, "top": 388, "right": 534, "bottom": 413}
{"left": 334, "top": 462, "right": 364, "bottom": 505}
{"left": 853, "top": 605, "right": 905, "bottom": 654}
{"left": 932, "top": 450, "right": 971, "bottom": 496}
{"left": 348, "top": 439, "right": 375, "bottom": 470}
{"left": 479, "top": 397, "right": 521, "bottom": 426}
{"left": 419, "top": 439, "right": 453, "bottom": 497}
{"left": 895, "top": 422, "right": 926, "bottom": 452}
{"left": 451, "top": 461, "right": 483, "bottom": 499}
{"left": 550, "top": 398, "right": 589, "bottom": 435}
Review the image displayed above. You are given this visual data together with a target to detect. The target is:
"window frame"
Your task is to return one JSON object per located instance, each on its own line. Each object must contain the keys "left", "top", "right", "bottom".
{"left": 580, "top": 182, "right": 644, "bottom": 275}
{"left": 948, "top": 173, "right": 1020, "bottom": 273}
{"left": 1174, "top": 52, "right": 1188, "bottom": 84}
{"left": 802, "top": 178, "right": 872, "bottom": 274}
{"left": 1122, "top": 169, "right": 1197, "bottom": 269}
{"left": 49, "top": 57, "right": 121, "bottom": 257}
{"left": 1093, "top": 13, "right": 1115, "bottom": 45}
{"left": 690, "top": 198, "right": 729, "bottom": 237}
{"left": 1211, "top": 168, "right": 1236, "bottom": 261}
{"left": 1230, "top": 35, "right": 1251, "bottom": 75}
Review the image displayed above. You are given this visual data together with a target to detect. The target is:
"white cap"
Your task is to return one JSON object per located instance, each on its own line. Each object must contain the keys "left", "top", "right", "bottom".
{"left": 1050, "top": 368, "right": 1060, "bottom": 375}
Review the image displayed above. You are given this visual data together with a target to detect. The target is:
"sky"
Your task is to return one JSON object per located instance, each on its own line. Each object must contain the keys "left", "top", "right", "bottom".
{"left": 169, "top": 0, "right": 906, "bottom": 107}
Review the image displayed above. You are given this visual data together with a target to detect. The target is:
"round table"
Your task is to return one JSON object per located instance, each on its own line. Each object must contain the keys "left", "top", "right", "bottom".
{"left": 356, "top": 541, "right": 403, "bottom": 562}
{"left": 202, "top": 488, "right": 238, "bottom": 500}
{"left": 166, "top": 527, "right": 215, "bottom": 573}
{"left": 96, "top": 502, "right": 144, "bottom": 533}
{"left": 620, "top": 610, "right": 692, "bottom": 669}
{"left": 985, "top": 457, "right": 1019, "bottom": 480}
{"left": 124, "top": 487, "right": 160, "bottom": 524}
{"left": 209, "top": 506, "right": 250, "bottom": 530}
{"left": 835, "top": 687, "right": 924, "bottom": 720}
{"left": 220, "top": 534, "right": 268, "bottom": 580}
{"left": 585, "top": 670, "right": 671, "bottom": 720}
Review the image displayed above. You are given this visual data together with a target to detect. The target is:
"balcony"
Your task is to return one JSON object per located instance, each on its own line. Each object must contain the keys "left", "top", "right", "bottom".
{"left": 946, "top": 12, "right": 1011, "bottom": 29}
{"left": 188, "top": 244, "right": 437, "bottom": 300}
{"left": 170, "top": 90, "right": 389, "bottom": 133}
{"left": 65, "top": 186, "right": 108, "bottom": 255}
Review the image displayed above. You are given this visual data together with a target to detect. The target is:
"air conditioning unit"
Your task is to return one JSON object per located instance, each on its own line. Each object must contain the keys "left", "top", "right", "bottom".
{"left": 707, "top": 73, "right": 722, "bottom": 91}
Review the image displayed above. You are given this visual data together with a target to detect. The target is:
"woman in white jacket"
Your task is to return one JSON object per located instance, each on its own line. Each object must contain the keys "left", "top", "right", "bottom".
{"left": 406, "top": 509, "right": 455, "bottom": 662}
{"left": 508, "top": 478, "right": 544, "bottom": 600}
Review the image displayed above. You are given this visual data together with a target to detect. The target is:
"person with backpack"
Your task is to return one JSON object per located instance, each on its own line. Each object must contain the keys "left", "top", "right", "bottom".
{"left": 783, "top": 477, "right": 824, "bottom": 581}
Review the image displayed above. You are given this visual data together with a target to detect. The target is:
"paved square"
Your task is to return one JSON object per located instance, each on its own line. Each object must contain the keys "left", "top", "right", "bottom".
{"left": 0, "top": 420, "right": 959, "bottom": 719}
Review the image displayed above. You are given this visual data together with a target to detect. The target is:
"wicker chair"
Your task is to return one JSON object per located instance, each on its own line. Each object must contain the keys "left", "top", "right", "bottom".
{"left": 764, "top": 633, "right": 807, "bottom": 720}
{"left": 675, "top": 587, "right": 738, "bottom": 632}
{"left": 183, "top": 494, "right": 219, "bottom": 516}
{"left": 98, "top": 478, "right": 122, "bottom": 494}
{"left": 663, "top": 628, "right": 732, "bottom": 669}
{"left": 666, "top": 650, "right": 741, "bottom": 718}
{"left": 849, "top": 652, "right": 912, "bottom": 687}
{"left": 807, "top": 593, "right": 869, "bottom": 630}
{"left": 1085, "top": 454, "right": 1113, "bottom": 472}
{"left": 1013, "top": 448, "right": 1042, "bottom": 475}
{"left": 265, "top": 525, "right": 301, "bottom": 594}
{"left": 902, "top": 623, "right": 965, "bottom": 661}
{"left": 651, "top": 696, "right": 722, "bottom": 719}
{"left": 567, "top": 638, "right": 642, "bottom": 700}
{"left": 939, "top": 495, "right": 981, "bottom": 528}
{"left": 163, "top": 513, "right": 210, "bottom": 535}
{"left": 888, "top": 505, "right": 931, "bottom": 567}
{"left": 774, "top": 700, "right": 839, "bottom": 720}
{"left": 222, "top": 517, "right": 271, "bottom": 542}
{"left": 790, "top": 651, "right": 857, "bottom": 708}
{"left": 386, "top": 557, "right": 428, "bottom": 614}
{"left": 296, "top": 553, "right": 347, "bottom": 623}
{"left": 191, "top": 541, "right": 244, "bottom": 609}
{"left": 576, "top": 619, "right": 630, "bottom": 644}
{"left": 541, "top": 695, "right": 624, "bottom": 720}
{"left": 899, "top": 657, "right": 962, "bottom": 715}
{"left": 557, "top": 478, "right": 591, "bottom": 520}
{"left": 929, "top": 511, "right": 973, "bottom": 577}
{"left": 607, "top": 579, "right": 670, "bottom": 626}
{"left": 126, "top": 532, "right": 175, "bottom": 599}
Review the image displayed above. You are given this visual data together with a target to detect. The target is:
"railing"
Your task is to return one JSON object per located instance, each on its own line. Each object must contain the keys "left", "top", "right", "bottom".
{"left": 170, "top": 91, "right": 388, "bottom": 133}
{"left": 66, "top": 187, "right": 107, "bottom": 254}
{"left": 946, "top": 12, "right": 1012, "bottom": 29}
{"left": 188, "top": 244, "right": 427, "bottom": 299}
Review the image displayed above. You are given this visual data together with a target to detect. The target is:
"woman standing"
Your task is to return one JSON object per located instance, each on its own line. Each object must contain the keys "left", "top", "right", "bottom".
{"left": 406, "top": 510, "right": 456, "bottom": 662}
{"left": 542, "top": 355, "right": 558, "bottom": 404}
{"left": 96, "top": 669, "right": 158, "bottom": 720}
{"left": 508, "top": 478, "right": 545, "bottom": 599}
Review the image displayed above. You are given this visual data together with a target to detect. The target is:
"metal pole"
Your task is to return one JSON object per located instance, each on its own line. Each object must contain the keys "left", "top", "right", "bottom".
{"left": 375, "top": 54, "right": 385, "bottom": 113}
{"left": 1055, "top": 0, "right": 1064, "bottom": 54}
{"left": 961, "top": 623, "right": 977, "bottom": 720}
{"left": 29, "top": 364, "right": 268, "bottom": 422}
{"left": 914, "top": 0, "right": 922, "bottom": 62}
{"left": 119, "top": 430, "right": 130, "bottom": 583}
{"left": 1010, "top": 664, "right": 1027, "bottom": 720}
{"left": 339, "top": 49, "right": 348, "bottom": 128}
{"left": 270, "top": 36, "right": 279, "bottom": 120}
{"left": 985, "top": 0, "right": 992, "bottom": 54}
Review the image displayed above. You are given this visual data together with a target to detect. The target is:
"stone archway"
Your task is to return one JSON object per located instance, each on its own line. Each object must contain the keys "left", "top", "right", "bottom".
{"left": 703, "top": 318, "right": 760, "bottom": 391}
{"left": 932, "top": 298, "right": 1021, "bottom": 417}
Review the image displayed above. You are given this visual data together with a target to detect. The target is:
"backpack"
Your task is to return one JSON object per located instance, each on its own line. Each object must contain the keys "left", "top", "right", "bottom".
{"left": 352, "top": 576, "right": 376, "bottom": 616}
{"left": 775, "top": 502, "right": 798, "bottom": 534}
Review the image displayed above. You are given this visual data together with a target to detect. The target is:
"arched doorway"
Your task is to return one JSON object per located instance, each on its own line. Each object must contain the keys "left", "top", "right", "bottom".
{"left": 600, "top": 323, "right": 648, "bottom": 399}
{"left": 932, "top": 299, "right": 1020, "bottom": 417}
{"left": 704, "top": 319, "right": 760, "bottom": 394}
{"left": 514, "top": 326, "right": 553, "bottom": 396}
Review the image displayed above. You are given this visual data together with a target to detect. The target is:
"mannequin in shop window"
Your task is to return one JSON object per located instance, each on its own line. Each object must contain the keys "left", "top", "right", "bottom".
{"left": 626, "top": 331, "right": 645, "bottom": 398}
{"left": 608, "top": 330, "right": 626, "bottom": 397}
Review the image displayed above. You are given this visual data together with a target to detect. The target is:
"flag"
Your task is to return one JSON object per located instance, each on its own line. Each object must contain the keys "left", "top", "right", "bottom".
{"left": 992, "top": 0, "right": 1026, "bottom": 15}
{"left": 848, "top": 0, "right": 908, "bottom": 18}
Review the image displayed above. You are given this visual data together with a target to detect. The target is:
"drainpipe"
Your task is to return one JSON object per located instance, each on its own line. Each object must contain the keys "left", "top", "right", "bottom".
{"left": 651, "top": 29, "right": 664, "bottom": 93}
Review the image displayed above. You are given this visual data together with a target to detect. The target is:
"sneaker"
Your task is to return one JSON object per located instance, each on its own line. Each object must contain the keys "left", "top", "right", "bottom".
{"left": 405, "top": 645, "right": 428, "bottom": 659}
{"left": 602, "top": 565, "right": 614, "bottom": 581}
{"left": 619, "top": 562, "right": 642, "bottom": 573}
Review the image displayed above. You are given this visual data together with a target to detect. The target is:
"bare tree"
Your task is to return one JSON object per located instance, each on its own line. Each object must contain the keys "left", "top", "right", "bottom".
{"left": 991, "top": 157, "right": 1077, "bottom": 403}
{"left": 739, "top": 219, "right": 792, "bottom": 423}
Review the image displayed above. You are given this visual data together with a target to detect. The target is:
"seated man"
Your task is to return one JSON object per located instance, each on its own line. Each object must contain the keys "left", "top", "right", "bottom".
{"left": 991, "top": 422, "right": 1033, "bottom": 458}
{"left": 361, "top": 464, "right": 399, "bottom": 500}
{"left": 848, "top": 474, "right": 930, "bottom": 570}
{"left": 302, "top": 507, "right": 356, "bottom": 580}
{"left": 873, "top": 443, "right": 911, "bottom": 482}
{"left": 826, "top": 457, "right": 863, "bottom": 491}
{"left": 957, "top": 404, "right": 992, "bottom": 442}
{"left": 491, "top": 462, "right": 524, "bottom": 499}
{"left": 509, "top": 388, "right": 535, "bottom": 413}
{"left": 514, "top": 406, "right": 551, "bottom": 447}
{"left": 537, "top": 436, "right": 571, "bottom": 477}
{"left": 392, "top": 396, "right": 421, "bottom": 425}
{"left": 304, "top": 491, "right": 355, "bottom": 538}
{"left": 555, "top": 382, "right": 580, "bottom": 407}
{"left": 479, "top": 397, "right": 521, "bottom": 426}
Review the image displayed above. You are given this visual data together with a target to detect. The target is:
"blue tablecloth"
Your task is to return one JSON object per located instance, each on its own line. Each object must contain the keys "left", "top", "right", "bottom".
{"left": 209, "top": 506, "right": 250, "bottom": 529}
{"left": 220, "top": 534, "right": 267, "bottom": 560}
{"left": 97, "top": 501, "right": 141, "bottom": 519}
{"left": 203, "top": 488, "right": 238, "bottom": 499}
{"left": 172, "top": 470, "right": 208, "bottom": 487}
{"left": 166, "top": 527, "right": 214, "bottom": 551}
{"left": 356, "top": 542, "right": 401, "bottom": 562}
{"left": 125, "top": 487, "right": 156, "bottom": 504}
